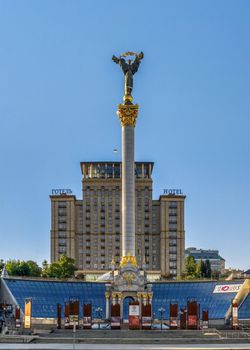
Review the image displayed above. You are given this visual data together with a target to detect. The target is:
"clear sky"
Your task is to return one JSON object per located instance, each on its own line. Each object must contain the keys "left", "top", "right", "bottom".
{"left": 0, "top": 0, "right": 249, "bottom": 270}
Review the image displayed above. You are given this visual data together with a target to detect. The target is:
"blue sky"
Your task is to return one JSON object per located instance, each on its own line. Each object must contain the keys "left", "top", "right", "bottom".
{"left": 0, "top": 0, "right": 249, "bottom": 270}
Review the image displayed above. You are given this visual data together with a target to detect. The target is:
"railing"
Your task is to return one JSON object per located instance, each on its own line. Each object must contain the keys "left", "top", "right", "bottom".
{"left": 217, "top": 328, "right": 250, "bottom": 339}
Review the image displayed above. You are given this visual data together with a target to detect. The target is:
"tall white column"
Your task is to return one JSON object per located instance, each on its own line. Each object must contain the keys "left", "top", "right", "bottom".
{"left": 117, "top": 103, "right": 138, "bottom": 265}
{"left": 122, "top": 125, "right": 135, "bottom": 257}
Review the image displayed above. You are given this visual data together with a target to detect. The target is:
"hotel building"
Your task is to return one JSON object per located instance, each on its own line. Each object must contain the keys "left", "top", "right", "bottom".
{"left": 50, "top": 161, "right": 185, "bottom": 279}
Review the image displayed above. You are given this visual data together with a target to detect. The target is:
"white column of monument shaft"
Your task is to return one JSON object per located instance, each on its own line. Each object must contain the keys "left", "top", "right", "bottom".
{"left": 122, "top": 123, "right": 135, "bottom": 257}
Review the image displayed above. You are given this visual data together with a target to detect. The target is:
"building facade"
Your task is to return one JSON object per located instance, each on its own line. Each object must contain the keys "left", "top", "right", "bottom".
{"left": 185, "top": 247, "right": 225, "bottom": 274}
{"left": 50, "top": 161, "right": 185, "bottom": 279}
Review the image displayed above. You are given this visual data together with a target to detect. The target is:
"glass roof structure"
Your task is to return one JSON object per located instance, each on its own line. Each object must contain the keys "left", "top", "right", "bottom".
{"left": 238, "top": 293, "right": 250, "bottom": 319}
{"left": 2, "top": 278, "right": 249, "bottom": 320}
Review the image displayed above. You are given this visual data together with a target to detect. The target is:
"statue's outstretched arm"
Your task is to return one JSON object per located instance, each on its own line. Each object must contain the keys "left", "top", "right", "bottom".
{"left": 112, "top": 55, "right": 119, "bottom": 64}
{"left": 131, "top": 52, "right": 144, "bottom": 74}
{"left": 137, "top": 51, "right": 144, "bottom": 60}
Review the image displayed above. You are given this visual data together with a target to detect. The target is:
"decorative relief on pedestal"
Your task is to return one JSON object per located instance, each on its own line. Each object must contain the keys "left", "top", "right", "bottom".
{"left": 117, "top": 103, "right": 139, "bottom": 127}
{"left": 123, "top": 272, "right": 136, "bottom": 288}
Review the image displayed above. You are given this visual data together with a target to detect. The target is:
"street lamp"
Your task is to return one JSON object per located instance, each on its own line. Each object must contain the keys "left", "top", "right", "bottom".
{"left": 95, "top": 307, "right": 103, "bottom": 330}
{"left": 158, "top": 307, "right": 165, "bottom": 331}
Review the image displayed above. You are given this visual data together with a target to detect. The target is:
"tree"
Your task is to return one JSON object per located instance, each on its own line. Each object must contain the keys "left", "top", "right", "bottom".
{"left": 196, "top": 259, "right": 207, "bottom": 278}
{"left": 201, "top": 260, "right": 207, "bottom": 277}
{"left": 211, "top": 270, "right": 220, "bottom": 280}
{"left": 0, "top": 259, "right": 4, "bottom": 275}
{"left": 5, "top": 260, "right": 19, "bottom": 276}
{"left": 58, "top": 255, "right": 77, "bottom": 278}
{"left": 204, "top": 259, "right": 212, "bottom": 278}
{"left": 5, "top": 260, "right": 41, "bottom": 277}
{"left": 45, "top": 262, "right": 62, "bottom": 278}
{"left": 196, "top": 259, "right": 203, "bottom": 278}
{"left": 42, "top": 255, "right": 77, "bottom": 278}
{"left": 4, "top": 256, "right": 77, "bottom": 279}
{"left": 41, "top": 260, "right": 49, "bottom": 277}
{"left": 185, "top": 256, "right": 197, "bottom": 278}
{"left": 26, "top": 260, "right": 41, "bottom": 277}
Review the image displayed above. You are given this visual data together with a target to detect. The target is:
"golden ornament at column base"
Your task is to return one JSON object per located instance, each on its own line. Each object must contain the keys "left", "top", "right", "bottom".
{"left": 117, "top": 102, "right": 139, "bottom": 127}
{"left": 123, "top": 94, "right": 133, "bottom": 104}
{"left": 120, "top": 254, "right": 137, "bottom": 268}
{"left": 105, "top": 292, "right": 110, "bottom": 299}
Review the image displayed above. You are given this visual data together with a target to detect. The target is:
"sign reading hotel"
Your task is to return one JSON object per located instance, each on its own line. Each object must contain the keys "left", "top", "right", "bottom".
{"left": 164, "top": 189, "right": 183, "bottom": 195}
{"left": 52, "top": 189, "right": 72, "bottom": 195}
{"left": 213, "top": 284, "right": 242, "bottom": 293}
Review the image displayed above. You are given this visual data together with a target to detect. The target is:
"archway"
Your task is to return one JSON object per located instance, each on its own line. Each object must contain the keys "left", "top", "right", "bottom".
{"left": 122, "top": 296, "right": 134, "bottom": 321}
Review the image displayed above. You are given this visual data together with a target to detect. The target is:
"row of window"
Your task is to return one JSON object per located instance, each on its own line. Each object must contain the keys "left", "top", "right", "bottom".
{"left": 58, "top": 231, "right": 176, "bottom": 238}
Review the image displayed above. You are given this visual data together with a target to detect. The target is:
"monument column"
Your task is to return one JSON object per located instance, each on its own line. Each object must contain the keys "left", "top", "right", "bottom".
{"left": 118, "top": 104, "right": 138, "bottom": 261}
{"left": 108, "top": 51, "right": 153, "bottom": 324}
{"left": 113, "top": 51, "right": 143, "bottom": 267}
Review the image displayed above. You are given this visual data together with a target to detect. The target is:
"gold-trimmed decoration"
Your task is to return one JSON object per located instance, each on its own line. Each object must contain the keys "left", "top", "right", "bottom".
{"left": 120, "top": 253, "right": 137, "bottom": 268}
{"left": 123, "top": 94, "right": 133, "bottom": 104}
{"left": 148, "top": 292, "right": 153, "bottom": 300}
{"left": 117, "top": 103, "right": 139, "bottom": 127}
{"left": 116, "top": 292, "right": 122, "bottom": 299}
{"left": 123, "top": 272, "right": 136, "bottom": 287}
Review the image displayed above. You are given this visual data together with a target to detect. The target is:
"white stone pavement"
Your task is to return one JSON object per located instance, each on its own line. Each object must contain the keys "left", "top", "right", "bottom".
{"left": 0, "top": 344, "right": 250, "bottom": 350}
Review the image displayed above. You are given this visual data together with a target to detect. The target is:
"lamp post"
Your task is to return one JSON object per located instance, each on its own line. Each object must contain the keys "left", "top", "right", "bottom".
{"left": 95, "top": 307, "right": 103, "bottom": 330}
{"left": 158, "top": 307, "right": 165, "bottom": 331}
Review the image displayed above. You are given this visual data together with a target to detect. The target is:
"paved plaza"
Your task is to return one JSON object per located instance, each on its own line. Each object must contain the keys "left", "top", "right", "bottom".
{"left": 1, "top": 343, "right": 250, "bottom": 350}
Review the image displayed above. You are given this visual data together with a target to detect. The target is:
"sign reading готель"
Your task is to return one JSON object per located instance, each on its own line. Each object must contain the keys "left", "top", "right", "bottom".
{"left": 51, "top": 189, "right": 72, "bottom": 195}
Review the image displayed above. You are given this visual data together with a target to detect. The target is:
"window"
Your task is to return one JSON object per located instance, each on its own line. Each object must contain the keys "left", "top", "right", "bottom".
{"left": 58, "top": 231, "right": 66, "bottom": 238}
{"left": 170, "top": 253, "right": 177, "bottom": 260}
{"left": 169, "top": 223, "right": 177, "bottom": 229}
{"left": 58, "top": 202, "right": 67, "bottom": 209}
{"left": 59, "top": 246, "right": 66, "bottom": 253}
{"left": 58, "top": 209, "right": 66, "bottom": 216}
{"left": 59, "top": 239, "right": 66, "bottom": 245}
{"left": 169, "top": 217, "right": 177, "bottom": 223}
{"left": 169, "top": 202, "right": 177, "bottom": 209}
{"left": 169, "top": 231, "right": 177, "bottom": 238}
{"left": 169, "top": 246, "right": 177, "bottom": 253}
{"left": 58, "top": 217, "right": 66, "bottom": 223}
{"left": 58, "top": 223, "right": 66, "bottom": 230}
{"left": 169, "top": 239, "right": 177, "bottom": 246}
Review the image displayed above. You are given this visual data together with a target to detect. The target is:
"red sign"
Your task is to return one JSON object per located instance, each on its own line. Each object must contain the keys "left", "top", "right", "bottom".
{"left": 188, "top": 315, "right": 197, "bottom": 327}
{"left": 213, "top": 284, "right": 242, "bottom": 293}
{"left": 129, "top": 315, "right": 140, "bottom": 328}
